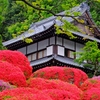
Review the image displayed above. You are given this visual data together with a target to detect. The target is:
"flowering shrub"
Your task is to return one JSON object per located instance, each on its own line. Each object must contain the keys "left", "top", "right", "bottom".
{"left": 80, "top": 79, "right": 100, "bottom": 91}
{"left": 0, "top": 61, "right": 27, "bottom": 87}
{"left": 31, "top": 66, "right": 88, "bottom": 87}
{"left": 0, "top": 80, "right": 12, "bottom": 92}
{"left": 28, "top": 78, "right": 83, "bottom": 99}
{"left": 82, "top": 88, "right": 100, "bottom": 100}
{"left": 0, "top": 50, "right": 32, "bottom": 79}
{"left": 92, "top": 76, "right": 100, "bottom": 80}
{"left": 5, "top": 93, "right": 52, "bottom": 100}
{"left": 0, "top": 87, "right": 52, "bottom": 100}
{"left": 72, "top": 67, "right": 88, "bottom": 87}
{"left": 42, "top": 89, "right": 80, "bottom": 100}
{"left": 1, "top": 50, "right": 99, "bottom": 99}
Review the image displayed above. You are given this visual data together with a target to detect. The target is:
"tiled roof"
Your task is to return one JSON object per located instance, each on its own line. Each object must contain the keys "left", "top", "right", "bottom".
{"left": 3, "top": 2, "right": 90, "bottom": 46}
{"left": 30, "top": 55, "right": 83, "bottom": 68}
{"left": 31, "top": 56, "right": 53, "bottom": 66}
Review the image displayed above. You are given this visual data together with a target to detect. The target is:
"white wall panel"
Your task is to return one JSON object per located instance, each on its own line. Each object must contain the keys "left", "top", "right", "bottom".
{"left": 38, "top": 39, "right": 48, "bottom": 50}
{"left": 58, "top": 46, "right": 64, "bottom": 56}
{"left": 27, "top": 43, "right": 37, "bottom": 54}
{"left": 47, "top": 46, "right": 53, "bottom": 56}
{"left": 64, "top": 39, "right": 75, "bottom": 50}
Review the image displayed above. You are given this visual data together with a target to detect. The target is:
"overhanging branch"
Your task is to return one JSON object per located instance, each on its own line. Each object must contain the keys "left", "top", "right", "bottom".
{"left": 17, "top": 0, "right": 78, "bottom": 22}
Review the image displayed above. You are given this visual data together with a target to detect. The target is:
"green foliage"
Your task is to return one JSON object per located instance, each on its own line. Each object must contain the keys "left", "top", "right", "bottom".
{"left": 83, "top": 64, "right": 94, "bottom": 77}
{"left": 74, "top": 41, "right": 100, "bottom": 76}
{"left": 24, "top": 38, "right": 33, "bottom": 44}
{"left": 55, "top": 19, "right": 80, "bottom": 39}
{"left": 83, "top": 64, "right": 94, "bottom": 69}
{"left": 0, "top": 0, "right": 9, "bottom": 41}
{"left": 0, "top": 0, "right": 83, "bottom": 42}
{"left": 0, "top": 0, "right": 100, "bottom": 43}
{"left": 0, "top": 35, "right": 6, "bottom": 50}
{"left": 88, "top": 0, "right": 100, "bottom": 27}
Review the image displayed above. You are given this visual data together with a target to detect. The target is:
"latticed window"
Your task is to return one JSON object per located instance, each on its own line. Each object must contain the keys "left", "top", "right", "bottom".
{"left": 38, "top": 49, "right": 46, "bottom": 59}
{"left": 27, "top": 49, "right": 46, "bottom": 61}
{"left": 65, "top": 49, "right": 75, "bottom": 59}
{"left": 31, "top": 53, "right": 37, "bottom": 61}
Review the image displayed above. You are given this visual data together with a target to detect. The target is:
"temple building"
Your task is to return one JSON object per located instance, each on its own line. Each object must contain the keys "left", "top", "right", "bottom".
{"left": 3, "top": 2, "right": 100, "bottom": 72}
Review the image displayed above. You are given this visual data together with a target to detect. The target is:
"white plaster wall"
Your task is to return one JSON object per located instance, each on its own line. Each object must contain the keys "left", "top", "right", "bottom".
{"left": 58, "top": 46, "right": 64, "bottom": 56}
{"left": 27, "top": 43, "right": 37, "bottom": 54}
{"left": 64, "top": 39, "right": 75, "bottom": 50}
{"left": 47, "top": 46, "right": 53, "bottom": 56}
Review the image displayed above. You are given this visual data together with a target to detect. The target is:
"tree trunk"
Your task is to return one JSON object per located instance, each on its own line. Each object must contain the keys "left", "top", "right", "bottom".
{"left": 93, "top": 63, "right": 98, "bottom": 76}
{"left": 93, "top": 69, "right": 98, "bottom": 76}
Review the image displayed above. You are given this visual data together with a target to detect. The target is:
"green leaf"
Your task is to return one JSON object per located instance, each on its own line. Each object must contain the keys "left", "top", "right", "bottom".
{"left": 24, "top": 38, "right": 33, "bottom": 44}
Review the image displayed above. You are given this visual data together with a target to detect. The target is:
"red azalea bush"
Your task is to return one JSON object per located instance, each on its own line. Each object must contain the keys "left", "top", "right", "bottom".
{"left": 0, "top": 87, "right": 52, "bottom": 100}
{"left": 82, "top": 88, "right": 100, "bottom": 100}
{"left": 28, "top": 77, "right": 83, "bottom": 99}
{"left": 1, "top": 50, "right": 99, "bottom": 99}
{"left": 72, "top": 67, "right": 88, "bottom": 87}
{"left": 31, "top": 66, "right": 88, "bottom": 87}
{"left": 80, "top": 79, "right": 100, "bottom": 91}
{"left": 42, "top": 89, "right": 80, "bottom": 100}
{"left": 0, "top": 61, "right": 27, "bottom": 87}
{"left": 0, "top": 50, "right": 32, "bottom": 79}
{"left": 5, "top": 94, "right": 52, "bottom": 100}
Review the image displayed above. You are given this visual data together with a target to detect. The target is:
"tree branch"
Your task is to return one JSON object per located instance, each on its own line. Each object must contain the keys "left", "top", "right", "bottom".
{"left": 17, "top": 0, "right": 78, "bottom": 22}
{"left": 15, "top": 0, "right": 99, "bottom": 38}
